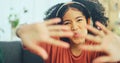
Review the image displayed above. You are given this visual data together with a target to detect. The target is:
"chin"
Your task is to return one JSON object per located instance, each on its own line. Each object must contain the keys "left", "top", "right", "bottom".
{"left": 71, "top": 38, "right": 85, "bottom": 45}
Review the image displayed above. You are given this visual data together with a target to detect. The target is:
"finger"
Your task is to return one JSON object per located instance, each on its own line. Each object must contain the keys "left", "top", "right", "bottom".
{"left": 28, "top": 45, "right": 48, "bottom": 60}
{"left": 93, "top": 56, "right": 116, "bottom": 63}
{"left": 22, "top": 39, "right": 48, "bottom": 60}
{"left": 48, "top": 25, "right": 71, "bottom": 31}
{"left": 45, "top": 38, "right": 70, "bottom": 48}
{"left": 50, "top": 31, "right": 73, "bottom": 37}
{"left": 85, "top": 34, "right": 101, "bottom": 43}
{"left": 79, "top": 45, "right": 103, "bottom": 52}
{"left": 86, "top": 25, "right": 104, "bottom": 37}
{"left": 96, "top": 21, "right": 111, "bottom": 34}
{"left": 44, "top": 18, "right": 61, "bottom": 25}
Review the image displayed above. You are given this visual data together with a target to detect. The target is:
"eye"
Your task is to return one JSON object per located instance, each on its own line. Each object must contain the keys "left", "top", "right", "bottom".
{"left": 77, "top": 19, "right": 83, "bottom": 22}
{"left": 63, "top": 21, "right": 70, "bottom": 25}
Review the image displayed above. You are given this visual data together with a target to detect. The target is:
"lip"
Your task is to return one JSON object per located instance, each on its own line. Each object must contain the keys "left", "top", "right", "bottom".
{"left": 73, "top": 32, "right": 81, "bottom": 38}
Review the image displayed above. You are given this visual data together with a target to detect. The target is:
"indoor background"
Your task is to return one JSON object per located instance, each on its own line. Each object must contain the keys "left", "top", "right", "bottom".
{"left": 0, "top": 0, "right": 120, "bottom": 41}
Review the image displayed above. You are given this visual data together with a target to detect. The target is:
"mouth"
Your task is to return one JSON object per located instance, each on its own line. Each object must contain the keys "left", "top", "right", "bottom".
{"left": 73, "top": 32, "right": 81, "bottom": 38}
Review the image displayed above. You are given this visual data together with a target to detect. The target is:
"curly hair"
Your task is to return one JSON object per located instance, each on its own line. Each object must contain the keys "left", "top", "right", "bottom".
{"left": 44, "top": 0, "right": 108, "bottom": 28}
{"left": 73, "top": 0, "right": 108, "bottom": 27}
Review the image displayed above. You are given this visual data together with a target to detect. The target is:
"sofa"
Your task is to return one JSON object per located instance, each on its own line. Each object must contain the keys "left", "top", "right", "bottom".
{"left": 0, "top": 41, "right": 44, "bottom": 63}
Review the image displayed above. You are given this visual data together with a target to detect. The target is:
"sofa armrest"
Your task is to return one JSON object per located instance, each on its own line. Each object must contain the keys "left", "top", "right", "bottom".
{"left": 0, "top": 41, "right": 22, "bottom": 63}
{"left": 0, "top": 41, "right": 44, "bottom": 63}
{"left": 23, "top": 50, "right": 44, "bottom": 63}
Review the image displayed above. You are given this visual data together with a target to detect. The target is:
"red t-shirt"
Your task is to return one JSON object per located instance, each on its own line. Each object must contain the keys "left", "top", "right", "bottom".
{"left": 40, "top": 41, "right": 119, "bottom": 63}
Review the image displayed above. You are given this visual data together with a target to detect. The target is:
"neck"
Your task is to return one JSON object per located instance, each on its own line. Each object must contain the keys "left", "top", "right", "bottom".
{"left": 70, "top": 44, "right": 82, "bottom": 56}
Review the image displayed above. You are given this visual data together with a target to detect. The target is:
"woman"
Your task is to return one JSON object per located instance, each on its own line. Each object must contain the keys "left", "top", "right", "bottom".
{"left": 17, "top": 1, "right": 120, "bottom": 63}
{"left": 42, "top": 1, "right": 108, "bottom": 63}
{"left": 18, "top": 1, "right": 108, "bottom": 63}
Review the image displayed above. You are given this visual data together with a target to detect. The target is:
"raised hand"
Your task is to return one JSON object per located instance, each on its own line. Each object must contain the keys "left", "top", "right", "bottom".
{"left": 80, "top": 21, "right": 120, "bottom": 63}
{"left": 17, "top": 18, "right": 73, "bottom": 60}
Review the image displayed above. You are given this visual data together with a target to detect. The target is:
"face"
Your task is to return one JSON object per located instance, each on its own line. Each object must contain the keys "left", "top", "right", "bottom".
{"left": 62, "top": 8, "right": 88, "bottom": 45}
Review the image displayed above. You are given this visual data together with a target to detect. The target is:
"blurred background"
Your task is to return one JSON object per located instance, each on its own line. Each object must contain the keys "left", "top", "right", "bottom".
{"left": 99, "top": 0, "right": 120, "bottom": 35}
{"left": 0, "top": 0, "right": 120, "bottom": 41}
{"left": 0, "top": 0, "right": 71, "bottom": 41}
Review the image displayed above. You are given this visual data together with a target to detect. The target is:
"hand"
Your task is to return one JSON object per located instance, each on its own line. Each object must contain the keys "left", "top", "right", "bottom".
{"left": 17, "top": 18, "right": 73, "bottom": 60}
{"left": 80, "top": 22, "right": 120, "bottom": 63}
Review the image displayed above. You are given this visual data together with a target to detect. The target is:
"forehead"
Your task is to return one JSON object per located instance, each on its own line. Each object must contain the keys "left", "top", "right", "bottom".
{"left": 63, "top": 8, "right": 84, "bottom": 19}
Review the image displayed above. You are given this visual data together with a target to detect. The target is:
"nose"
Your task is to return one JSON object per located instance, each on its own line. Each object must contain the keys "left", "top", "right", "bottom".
{"left": 71, "top": 22, "right": 79, "bottom": 31}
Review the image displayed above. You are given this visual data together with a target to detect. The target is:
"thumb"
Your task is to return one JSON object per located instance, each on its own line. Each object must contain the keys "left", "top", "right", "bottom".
{"left": 22, "top": 39, "right": 48, "bottom": 60}
{"left": 29, "top": 45, "right": 48, "bottom": 60}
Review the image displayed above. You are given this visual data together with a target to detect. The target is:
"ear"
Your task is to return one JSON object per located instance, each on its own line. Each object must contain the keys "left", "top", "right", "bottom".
{"left": 87, "top": 18, "right": 93, "bottom": 26}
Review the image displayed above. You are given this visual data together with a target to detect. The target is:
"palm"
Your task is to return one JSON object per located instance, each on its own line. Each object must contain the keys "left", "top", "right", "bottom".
{"left": 80, "top": 22, "right": 120, "bottom": 63}
{"left": 101, "top": 33, "right": 120, "bottom": 62}
{"left": 18, "top": 18, "right": 73, "bottom": 59}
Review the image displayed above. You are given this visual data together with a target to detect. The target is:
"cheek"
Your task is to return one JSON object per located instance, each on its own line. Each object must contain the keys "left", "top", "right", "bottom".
{"left": 78, "top": 23, "right": 87, "bottom": 29}
{"left": 81, "top": 29, "right": 88, "bottom": 37}
{"left": 85, "top": 29, "right": 88, "bottom": 35}
{"left": 81, "top": 28, "right": 87, "bottom": 34}
{"left": 78, "top": 24, "right": 88, "bottom": 34}
{"left": 65, "top": 25, "right": 73, "bottom": 30}
{"left": 78, "top": 20, "right": 87, "bottom": 26}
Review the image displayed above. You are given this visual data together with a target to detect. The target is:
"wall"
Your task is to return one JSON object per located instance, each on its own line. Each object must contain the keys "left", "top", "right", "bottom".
{"left": 99, "top": 0, "right": 120, "bottom": 28}
{"left": 0, "top": 0, "right": 71, "bottom": 41}
{"left": 99, "top": 0, "right": 120, "bottom": 35}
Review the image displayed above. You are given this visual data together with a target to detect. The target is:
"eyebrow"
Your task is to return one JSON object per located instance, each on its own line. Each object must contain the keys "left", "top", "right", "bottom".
{"left": 63, "top": 16, "right": 83, "bottom": 22}
{"left": 75, "top": 16, "right": 83, "bottom": 19}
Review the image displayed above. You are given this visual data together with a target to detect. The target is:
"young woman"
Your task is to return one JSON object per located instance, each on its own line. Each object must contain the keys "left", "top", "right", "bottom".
{"left": 17, "top": 1, "right": 120, "bottom": 63}
{"left": 41, "top": 1, "right": 108, "bottom": 63}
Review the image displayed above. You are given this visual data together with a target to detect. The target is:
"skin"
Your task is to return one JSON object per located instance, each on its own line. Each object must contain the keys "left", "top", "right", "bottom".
{"left": 62, "top": 8, "right": 89, "bottom": 56}
{"left": 80, "top": 21, "right": 120, "bottom": 63}
{"left": 17, "top": 18, "right": 73, "bottom": 60}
